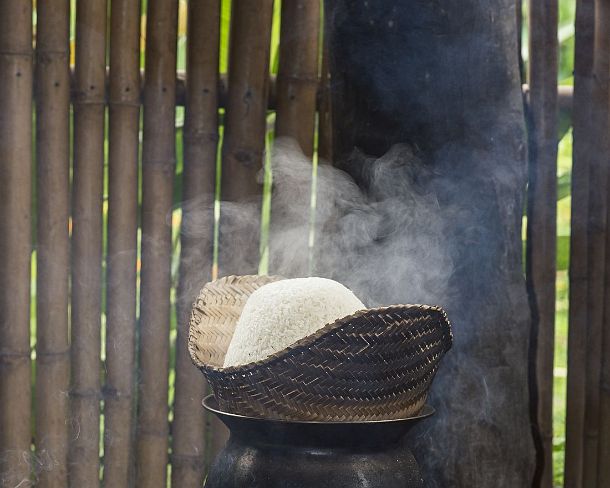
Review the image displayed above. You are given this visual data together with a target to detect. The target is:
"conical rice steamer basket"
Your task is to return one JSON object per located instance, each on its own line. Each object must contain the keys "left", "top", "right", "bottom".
{"left": 188, "top": 275, "right": 453, "bottom": 421}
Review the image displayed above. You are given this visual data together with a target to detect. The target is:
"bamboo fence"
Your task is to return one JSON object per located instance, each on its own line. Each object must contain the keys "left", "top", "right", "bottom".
{"left": 103, "top": 0, "right": 141, "bottom": 486}
{"left": 525, "top": 1, "right": 558, "bottom": 487}
{"left": 0, "top": 1, "right": 609, "bottom": 487}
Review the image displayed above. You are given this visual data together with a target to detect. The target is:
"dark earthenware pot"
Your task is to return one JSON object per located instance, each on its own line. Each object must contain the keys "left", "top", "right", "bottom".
{"left": 203, "top": 395, "right": 432, "bottom": 488}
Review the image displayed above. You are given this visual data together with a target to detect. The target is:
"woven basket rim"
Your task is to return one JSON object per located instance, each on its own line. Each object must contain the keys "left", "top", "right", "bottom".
{"left": 202, "top": 394, "right": 436, "bottom": 424}
{"left": 194, "top": 299, "right": 452, "bottom": 374}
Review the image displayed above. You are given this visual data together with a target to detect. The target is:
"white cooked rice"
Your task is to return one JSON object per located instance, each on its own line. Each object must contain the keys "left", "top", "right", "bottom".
{"left": 223, "top": 277, "right": 365, "bottom": 367}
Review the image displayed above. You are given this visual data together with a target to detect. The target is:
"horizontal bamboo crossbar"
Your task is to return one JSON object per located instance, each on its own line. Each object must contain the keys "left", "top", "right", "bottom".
{"left": 60, "top": 69, "right": 576, "bottom": 113}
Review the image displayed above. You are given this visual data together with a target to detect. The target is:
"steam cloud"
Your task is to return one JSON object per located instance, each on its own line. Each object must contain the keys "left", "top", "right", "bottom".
{"left": 210, "top": 136, "right": 534, "bottom": 486}
{"left": 268, "top": 137, "right": 454, "bottom": 309}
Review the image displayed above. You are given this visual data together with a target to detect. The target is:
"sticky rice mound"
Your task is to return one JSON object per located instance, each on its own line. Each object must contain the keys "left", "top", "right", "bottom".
{"left": 223, "top": 277, "right": 365, "bottom": 367}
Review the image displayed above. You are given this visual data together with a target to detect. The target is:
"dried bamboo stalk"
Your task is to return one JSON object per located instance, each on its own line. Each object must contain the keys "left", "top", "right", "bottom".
{"left": 268, "top": 0, "right": 321, "bottom": 277}
{"left": 63, "top": 68, "right": 575, "bottom": 114}
{"left": 516, "top": 0, "right": 524, "bottom": 83}
{"left": 0, "top": 1, "right": 33, "bottom": 485}
{"left": 275, "top": 0, "right": 320, "bottom": 157}
{"left": 35, "top": 1, "right": 71, "bottom": 486}
{"left": 581, "top": 2, "right": 610, "bottom": 486}
{"left": 599, "top": 175, "right": 610, "bottom": 485}
{"left": 317, "top": 37, "right": 333, "bottom": 163}
{"left": 70, "top": 0, "right": 108, "bottom": 485}
{"left": 525, "top": 2, "right": 558, "bottom": 487}
{"left": 218, "top": 0, "right": 274, "bottom": 276}
{"left": 565, "top": 0, "right": 595, "bottom": 486}
{"left": 171, "top": 0, "right": 219, "bottom": 485}
{"left": 135, "top": 0, "right": 178, "bottom": 486}
{"left": 102, "top": 0, "right": 141, "bottom": 486}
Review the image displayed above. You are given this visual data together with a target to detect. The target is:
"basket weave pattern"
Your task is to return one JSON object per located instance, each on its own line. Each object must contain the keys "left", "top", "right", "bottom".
{"left": 188, "top": 275, "right": 452, "bottom": 421}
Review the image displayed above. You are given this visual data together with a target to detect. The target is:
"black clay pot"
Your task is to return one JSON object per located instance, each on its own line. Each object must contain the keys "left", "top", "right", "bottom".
{"left": 203, "top": 395, "right": 432, "bottom": 488}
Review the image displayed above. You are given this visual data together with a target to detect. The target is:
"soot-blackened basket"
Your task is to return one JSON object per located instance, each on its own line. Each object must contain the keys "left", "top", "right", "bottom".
{"left": 188, "top": 275, "right": 452, "bottom": 421}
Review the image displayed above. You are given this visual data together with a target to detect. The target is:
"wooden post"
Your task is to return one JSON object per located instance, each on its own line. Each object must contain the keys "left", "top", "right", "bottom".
{"left": 525, "top": 1, "right": 558, "bottom": 487}
{"left": 564, "top": 2, "right": 594, "bottom": 485}
{"left": 171, "top": 0, "right": 219, "bottom": 485}
{"left": 136, "top": 0, "right": 178, "bottom": 486}
{"left": 218, "top": 0, "right": 274, "bottom": 276}
{"left": 0, "top": 1, "right": 33, "bottom": 485}
{"left": 70, "top": 0, "right": 107, "bottom": 484}
{"left": 582, "top": 2, "right": 610, "bottom": 486}
{"left": 103, "top": 0, "right": 141, "bottom": 486}
{"left": 565, "top": 0, "right": 610, "bottom": 486}
{"left": 599, "top": 165, "right": 610, "bottom": 485}
{"left": 35, "top": 0, "right": 71, "bottom": 486}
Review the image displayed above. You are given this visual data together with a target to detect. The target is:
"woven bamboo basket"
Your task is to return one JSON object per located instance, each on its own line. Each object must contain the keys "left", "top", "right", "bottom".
{"left": 188, "top": 275, "right": 453, "bottom": 421}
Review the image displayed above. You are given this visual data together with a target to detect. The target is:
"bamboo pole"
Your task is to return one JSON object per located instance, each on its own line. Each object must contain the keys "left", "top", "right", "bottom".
{"left": 317, "top": 38, "right": 333, "bottom": 163}
{"left": 517, "top": 0, "right": 524, "bottom": 83}
{"left": 0, "top": 1, "right": 33, "bottom": 485}
{"left": 102, "top": 0, "right": 141, "bottom": 486}
{"left": 565, "top": 0, "right": 596, "bottom": 486}
{"left": 525, "top": 1, "right": 558, "bottom": 487}
{"left": 171, "top": 0, "right": 219, "bottom": 485}
{"left": 135, "top": 0, "right": 178, "bottom": 486}
{"left": 35, "top": 1, "right": 71, "bottom": 486}
{"left": 275, "top": 0, "right": 320, "bottom": 157}
{"left": 599, "top": 168, "right": 610, "bottom": 486}
{"left": 69, "top": 0, "right": 107, "bottom": 485}
{"left": 218, "top": 0, "right": 275, "bottom": 276}
{"left": 268, "top": 0, "right": 320, "bottom": 277}
{"left": 581, "top": 2, "right": 610, "bottom": 486}
{"left": 64, "top": 68, "right": 576, "bottom": 115}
